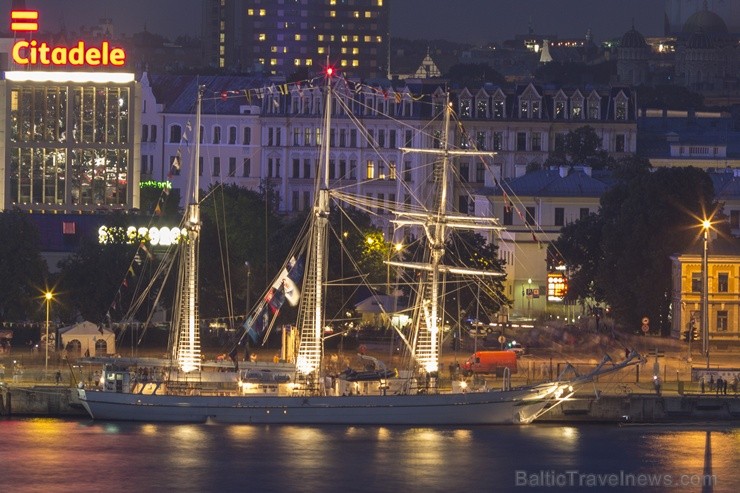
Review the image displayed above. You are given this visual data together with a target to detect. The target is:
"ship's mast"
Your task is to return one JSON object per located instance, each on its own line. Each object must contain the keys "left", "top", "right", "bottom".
{"left": 394, "top": 94, "right": 501, "bottom": 382}
{"left": 173, "top": 85, "right": 204, "bottom": 373}
{"left": 295, "top": 70, "right": 333, "bottom": 384}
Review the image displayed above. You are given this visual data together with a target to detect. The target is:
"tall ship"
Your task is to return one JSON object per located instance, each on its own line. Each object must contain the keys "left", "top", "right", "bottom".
{"left": 77, "top": 74, "right": 639, "bottom": 424}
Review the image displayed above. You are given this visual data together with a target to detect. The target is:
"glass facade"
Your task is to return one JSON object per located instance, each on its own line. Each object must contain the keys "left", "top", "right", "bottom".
{"left": 7, "top": 81, "right": 134, "bottom": 210}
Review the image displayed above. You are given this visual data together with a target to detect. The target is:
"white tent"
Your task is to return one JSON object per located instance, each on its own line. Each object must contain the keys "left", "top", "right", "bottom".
{"left": 59, "top": 321, "right": 116, "bottom": 357}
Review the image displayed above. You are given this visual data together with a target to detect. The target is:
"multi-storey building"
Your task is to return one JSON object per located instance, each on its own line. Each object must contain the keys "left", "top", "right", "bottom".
{"left": 474, "top": 166, "right": 612, "bottom": 319}
{"left": 201, "top": 0, "right": 389, "bottom": 78}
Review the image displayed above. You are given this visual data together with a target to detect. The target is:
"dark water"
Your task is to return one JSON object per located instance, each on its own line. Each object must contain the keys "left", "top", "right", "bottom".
{"left": 1, "top": 418, "right": 737, "bottom": 493}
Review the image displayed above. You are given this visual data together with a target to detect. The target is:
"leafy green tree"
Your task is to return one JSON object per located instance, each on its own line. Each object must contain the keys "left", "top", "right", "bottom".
{"left": 0, "top": 211, "right": 47, "bottom": 322}
{"left": 199, "top": 184, "right": 285, "bottom": 321}
{"left": 56, "top": 214, "right": 140, "bottom": 323}
{"left": 549, "top": 213, "right": 605, "bottom": 303}
{"left": 558, "top": 166, "right": 716, "bottom": 335}
{"left": 444, "top": 230, "right": 508, "bottom": 324}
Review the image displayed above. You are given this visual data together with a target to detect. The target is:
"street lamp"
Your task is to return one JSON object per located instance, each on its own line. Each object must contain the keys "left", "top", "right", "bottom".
{"left": 701, "top": 219, "right": 710, "bottom": 370}
{"left": 44, "top": 290, "right": 53, "bottom": 376}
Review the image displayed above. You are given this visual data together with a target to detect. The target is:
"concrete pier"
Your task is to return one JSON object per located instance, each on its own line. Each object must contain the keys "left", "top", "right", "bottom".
{"left": 541, "top": 393, "right": 740, "bottom": 423}
{"left": 0, "top": 384, "right": 86, "bottom": 418}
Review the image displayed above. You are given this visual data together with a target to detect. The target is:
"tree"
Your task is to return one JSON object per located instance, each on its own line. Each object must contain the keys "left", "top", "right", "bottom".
{"left": 0, "top": 211, "right": 47, "bottom": 322}
{"left": 549, "top": 213, "right": 605, "bottom": 303}
{"left": 199, "top": 184, "right": 285, "bottom": 321}
{"left": 57, "top": 214, "right": 140, "bottom": 323}
{"left": 557, "top": 166, "right": 716, "bottom": 335}
{"left": 444, "top": 231, "right": 508, "bottom": 324}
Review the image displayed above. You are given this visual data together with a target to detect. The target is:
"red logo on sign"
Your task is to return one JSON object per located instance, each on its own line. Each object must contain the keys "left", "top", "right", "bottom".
{"left": 11, "top": 10, "right": 39, "bottom": 31}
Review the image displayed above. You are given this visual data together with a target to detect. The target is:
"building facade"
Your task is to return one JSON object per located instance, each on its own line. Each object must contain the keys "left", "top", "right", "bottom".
{"left": 671, "top": 236, "right": 740, "bottom": 349}
{"left": 201, "top": 0, "right": 389, "bottom": 78}
{"left": 1, "top": 72, "right": 140, "bottom": 214}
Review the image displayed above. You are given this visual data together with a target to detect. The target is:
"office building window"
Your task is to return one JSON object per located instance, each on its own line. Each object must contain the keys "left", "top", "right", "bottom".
{"left": 503, "top": 205, "right": 513, "bottom": 225}
{"left": 555, "top": 207, "right": 564, "bottom": 226}
{"left": 242, "top": 158, "right": 251, "bottom": 177}
{"left": 366, "top": 160, "right": 375, "bottom": 179}
{"left": 293, "top": 158, "right": 300, "bottom": 178}
{"left": 493, "top": 132, "right": 503, "bottom": 151}
{"left": 212, "top": 157, "right": 220, "bottom": 176}
{"left": 579, "top": 208, "right": 589, "bottom": 220}
{"left": 616, "top": 134, "right": 625, "bottom": 152}
{"left": 516, "top": 132, "right": 527, "bottom": 151}
{"left": 525, "top": 207, "right": 536, "bottom": 226}
{"left": 243, "top": 127, "right": 251, "bottom": 145}
{"left": 691, "top": 273, "right": 701, "bottom": 292}
{"left": 718, "top": 273, "right": 729, "bottom": 293}
{"left": 717, "top": 311, "right": 728, "bottom": 332}
{"left": 213, "top": 126, "right": 221, "bottom": 144}
{"left": 228, "top": 157, "right": 236, "bottom": 177}
{"left": 531, "top": 132, "right": 541, "bottom": 151}
{"left": 228, "top": 126, "right": 237, "bottom": 145}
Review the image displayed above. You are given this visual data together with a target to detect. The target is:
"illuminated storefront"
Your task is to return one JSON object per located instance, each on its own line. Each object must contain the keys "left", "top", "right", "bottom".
{"left": 2, "top": 71, "right": 139, "bottom": 212}
{"left": 2, "top": 9, "right": 139, "bottom": 213}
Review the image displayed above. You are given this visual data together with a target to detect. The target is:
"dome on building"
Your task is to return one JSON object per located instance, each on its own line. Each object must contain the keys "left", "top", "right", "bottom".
{"left": 683, "top": 8, "right": 728, "bottom": 36}
{"left": 686, "top": 30, "right": 716, "bottom": 49}
{"left": 620, "top": 28, "right": 647, "bottom": 49}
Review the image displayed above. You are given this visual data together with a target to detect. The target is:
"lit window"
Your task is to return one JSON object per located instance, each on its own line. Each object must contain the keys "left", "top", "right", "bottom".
{"left": 352, "top": 48, "right": 359, "bottom": 54}
{"left": 364, "top": 36, "right": 371, "bottom": 42}
{"left": 318, "top": 47, "right": 325, "bottom": 54}
{"left": 305, "top": 59, "right": 312, "bottom": 66}
{"left": 270, "top": 59, "right": 277, "bottom": 66}
{"left": 318, "top": 35, "right": 324, "bottom": 41}
{"left": 341, "top": 35, "right": 348, "bottom": 42}
{"left": 271, "top": 46, "right": 278, "bottom": 52}
{"left": 330, "top": 10, "right": 336, "bottom": 17}
{"left": 377, "top": 0, "right": 383, "bottom": 6}
{"left": 295, "top": 34, "right": 302, "bottom": 41}
{"left": 330, "top": 0, "right": 336, "bottom": 4}
{"left": 294, "top": 59, "right": 301, "bottom": 65}
{"left": 258, "top": 33, "right": 266, "bottom": 41}
{"left": 341, "top": 60, "right": 348, "bottom": 66}
{"left": 366, "top": 161, "right": 375, "bottom": 179}
{"left": 341, "top": 47, "right": 347, "bottom": 54}
{"left": 353, "top": 35, "right": 359, "bottom": 42}
{"left": 352, "top": 60, "right": 359, "bottom": 66}
{"left": 259, "top": 9, "right": 266, "bottom": 16}
{"left": 365, "top": 11, "right": 372, "bottom": 18}
{"left": 247, "top": 9, "right": 254, "bottom": 15}
{"left": 354, "top": 11, "right": 360, "bottom": 18}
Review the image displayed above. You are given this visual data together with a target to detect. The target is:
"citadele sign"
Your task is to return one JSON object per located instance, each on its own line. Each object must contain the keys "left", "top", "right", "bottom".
{"left": 10, "top": 10, "right": 126, "bottom": 67}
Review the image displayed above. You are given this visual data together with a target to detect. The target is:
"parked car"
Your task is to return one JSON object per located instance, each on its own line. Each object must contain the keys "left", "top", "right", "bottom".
{"left": 505, "top": 341, "right": 526, "bottom": 357}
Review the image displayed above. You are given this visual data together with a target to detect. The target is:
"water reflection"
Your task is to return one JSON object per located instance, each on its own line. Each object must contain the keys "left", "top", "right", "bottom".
{"left": 0, "top": 420, "right": 737, "bottom": 493}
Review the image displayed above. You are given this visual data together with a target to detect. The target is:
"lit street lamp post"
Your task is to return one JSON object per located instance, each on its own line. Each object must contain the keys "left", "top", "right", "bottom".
{"left": 44, "top": 291, "right": 53, "bottom": 377}
{"left": 701, "top": 220, "right": 710, "bottom": 370}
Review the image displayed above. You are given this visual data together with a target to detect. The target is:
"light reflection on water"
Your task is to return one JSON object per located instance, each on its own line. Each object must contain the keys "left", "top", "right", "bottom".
{"left": 1, "top": 419, "right": 737, "bottom": 493}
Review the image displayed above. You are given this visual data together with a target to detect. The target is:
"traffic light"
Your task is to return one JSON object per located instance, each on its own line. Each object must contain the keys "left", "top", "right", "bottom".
{"left": 690, "top": 319, "right": 700, "bottom": 341}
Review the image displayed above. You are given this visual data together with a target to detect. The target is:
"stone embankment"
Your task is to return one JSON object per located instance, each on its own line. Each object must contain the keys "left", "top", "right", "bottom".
{"left": 0, "top": 384, "right": 86, "bottom": 418}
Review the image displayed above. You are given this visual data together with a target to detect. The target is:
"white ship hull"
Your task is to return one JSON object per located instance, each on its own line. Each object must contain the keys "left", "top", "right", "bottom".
{"left": 77, "top": 383, "right": 565, "bottom": 425}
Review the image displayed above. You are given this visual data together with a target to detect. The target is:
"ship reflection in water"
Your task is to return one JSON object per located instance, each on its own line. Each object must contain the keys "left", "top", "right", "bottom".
{"left": 0, "top": 419, "right": 737, "bottom": 493}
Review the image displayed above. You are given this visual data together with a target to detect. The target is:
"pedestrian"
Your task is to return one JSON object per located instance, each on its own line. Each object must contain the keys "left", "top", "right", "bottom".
{"left": 723, "top": 378, "right": 728, "bottom": 395}
{"left": 716, "top": 377, "right": 722, "bottom": 396}
{"left": 55, "top": 370, "right": 61, "bottom": 385}
{"left": 701, "top": 378, "right": 705, "bottom": 394}
{"left": 709, "top": 374, "right": 715, "bottom": 392}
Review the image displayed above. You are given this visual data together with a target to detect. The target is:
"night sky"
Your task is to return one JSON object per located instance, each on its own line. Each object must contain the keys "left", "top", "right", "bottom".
{"left": 4, "top": 0, "right": 665, "bottom": 43}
